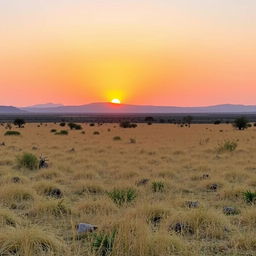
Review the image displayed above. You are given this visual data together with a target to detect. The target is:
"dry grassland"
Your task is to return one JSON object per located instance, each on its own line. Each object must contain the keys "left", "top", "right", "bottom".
{"left": 0, "top": 123, "right": 256, "bottom": 256}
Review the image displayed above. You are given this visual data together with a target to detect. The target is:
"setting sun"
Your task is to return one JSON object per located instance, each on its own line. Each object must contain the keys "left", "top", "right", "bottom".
{"left": 111, "top": 99, "right": 121, "bottom": 104}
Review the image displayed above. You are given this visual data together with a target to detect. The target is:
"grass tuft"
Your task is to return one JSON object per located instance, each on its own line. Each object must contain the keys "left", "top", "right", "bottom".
{"left": 108, "top": 188, "right": 137, "bottom": 206}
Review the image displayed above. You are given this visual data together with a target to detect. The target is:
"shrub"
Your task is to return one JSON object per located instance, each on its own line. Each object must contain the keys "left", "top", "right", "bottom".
{"left": 152, "top": 181, "right": 165, "bottom": 192}
{"left": 113, "top": 136, "right": 121, "bottom": 141}
{"left": 68, "top": 122, "right": 82, "bottom": 130}
{"left": 254, "top": 123, "right": 256, "bottom": 127}
{"left": 145, "top": 116, "right": 154, "bottom": 122}
{"left": 90, "top": 123, "right": 95, "bottom": 126}
{"left": 55, "top": 130, "right": 68, "bottom": 135}
{"left": 108, "top": 188, "right": 137, "bottom": 206}
{"left": 129, "top": 138, "right": 136, "bottom": 144}
{"left": 16, "top": 153, "right": 38, "bottom": 170}
{"left": 217, "top": 140, "right": 237, "bottom": 153}
{"left": 183, "top": 116, "right": 193, "bottom": 126}
{"left": 243, "top": 190, "right": 256, "bottom": 204}
{"left": 233, "top": 116, "right": 249, "bottom": 130}
{"left": 59, "top": 122, "right": 66, "bottom": 127}
{"left": 13, "top": 118, "right": 25, "bottom": 128}
{"left": 93, "top": 131, "right": 100, "bottom": 135}
{"left": 120, "top": 121, "right": 137, "bottom": 128}
{"left": 5, "top": 123, "right": 12, "bottom": 130}
{"left": 214, "top": 120, "right": 221, "bottom": 125}
{"left": 50, "top": 129, "right": 57, "bottom": 133}
{"left": 93, "top": 231, "right": 116, "bottom": 256}
{"left": 4, "top": 131, "right": 20, "bottom": 136}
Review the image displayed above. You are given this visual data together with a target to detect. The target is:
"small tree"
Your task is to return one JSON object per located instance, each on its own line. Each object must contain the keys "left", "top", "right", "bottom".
{"left": 233, "top": 116, "right": 249, "bottom": 130}
{"left": 145, "top": 116, "right": 154, "bottom": 122}
{"left": 13, "top": 118, "right": 25, "bottom": 128}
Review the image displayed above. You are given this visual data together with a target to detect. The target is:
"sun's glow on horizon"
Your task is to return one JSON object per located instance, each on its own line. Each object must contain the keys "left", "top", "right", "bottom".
{"left": 0, "top": 1, "right": 256, "bottom": 106}
{"left": 111, "top": 98, "right": 121, "bottom": 104}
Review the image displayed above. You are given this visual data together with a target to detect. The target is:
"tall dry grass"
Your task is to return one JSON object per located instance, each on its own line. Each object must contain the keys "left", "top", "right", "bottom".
{"left": 0, "top": 123, "right": 256, "bottom": 255}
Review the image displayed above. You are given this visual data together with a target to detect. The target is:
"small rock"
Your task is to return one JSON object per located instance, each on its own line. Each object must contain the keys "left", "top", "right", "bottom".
{"left": 208, "top": 184, "right": 218, "bottom": 191}
{"left": 76, "top": 223, "right": 98, "bottom": 233}
{"left": 68, "top": 148, "right": 75, "bottom": 152}
{"left": 223, "top": 207, "right": 240, "bottom": 215}
{"left": 201, "top": 174, "right": 209, "bottom": 179}
{"left": 11, "top": 176, "right": 21, "bottom": 183}
{"left": 136, "top": 178, "right": 150, "bottom": 186}
{"left": 39, "top": 155, "right": 49, "bottom": 169}
{"left": 170, "top": 222, "right": 193, "bottom": 234}
{"left": 47, "top": 188, "right": 63, "bottom": 198}
{"left": 150, "top": 215, "right": 162, "bottom": 225}
{"left": 0, "top": 142, "right": 5, "bottom": 146}
{"left": 185, "top": 201, "right": 199, "bottom": 208}
{"left": 32, "top": 146, "right": 38, "bottom": 150}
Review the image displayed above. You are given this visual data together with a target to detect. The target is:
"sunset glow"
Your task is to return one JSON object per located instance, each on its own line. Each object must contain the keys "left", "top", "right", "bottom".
{"left": 111, "top": 99, "right": 121, "bottom": 104}
{"left": 0, "top": 1, "right": 256, "bottom": 107}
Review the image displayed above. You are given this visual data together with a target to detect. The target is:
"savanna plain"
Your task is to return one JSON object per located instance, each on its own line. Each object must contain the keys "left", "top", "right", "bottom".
{"left": 0, "top": 122, "right": 256, "bottom": 256}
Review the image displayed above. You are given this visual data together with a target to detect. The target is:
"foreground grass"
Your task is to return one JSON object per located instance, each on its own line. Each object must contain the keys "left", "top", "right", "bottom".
{"left": 0, "top": 123, "right": 256, "bottom": 255}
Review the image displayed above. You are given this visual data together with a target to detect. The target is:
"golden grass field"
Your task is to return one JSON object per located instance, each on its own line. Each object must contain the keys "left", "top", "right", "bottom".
{"left": 0, "top": 122, "right": 256, "bottom": 256}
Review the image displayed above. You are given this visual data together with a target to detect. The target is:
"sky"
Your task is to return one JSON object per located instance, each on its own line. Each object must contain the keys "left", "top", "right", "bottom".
{"left": 0, "top": 0, "right": 255, "bottom": 107}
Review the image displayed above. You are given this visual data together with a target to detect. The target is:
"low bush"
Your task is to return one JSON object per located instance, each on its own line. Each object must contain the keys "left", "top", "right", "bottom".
{"left": 68, "top": 123, "right": 82, "bottom": 130}
{"left": 129, "top": 138, "right": 136, "bottom": 144}
{"left": 55, "top": 130, "right": 68, "bottom": 135}
{"left": 120, "top": 121, "right": 137, "bottom": 128}
{"left": 4, "top": 131, "right": 20, "bottom": 136}
{"left": 16, "top": 153, "right": 38, "bottom": 170}
{"left": 50, "top": 129, "right": 57, "bottom": 133}
{"left": 113, "top": 136, "right": 121, "bottom": 141}
{"left": 214, "top": 120, "right": 221, "bottom": 125}
{"left": 217, "top": 140, "right": 237, "bottom": 153}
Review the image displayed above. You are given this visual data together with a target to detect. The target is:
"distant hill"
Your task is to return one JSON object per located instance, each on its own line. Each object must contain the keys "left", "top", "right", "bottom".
{"left": 0, "top": 106, "right": 26, "bottom": 114}
{"left": 23, "top": 103, "right": 63, "bottom": 110}
{"left": 21, "top": 103, "right": 256, "bottom": 114}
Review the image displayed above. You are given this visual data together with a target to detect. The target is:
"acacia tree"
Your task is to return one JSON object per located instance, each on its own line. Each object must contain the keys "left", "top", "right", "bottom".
{"left": 13, "top": 118, "right": 25, "bottom": 128}
{"left": 233, "top": 116, "right": 249, "bottom": 130}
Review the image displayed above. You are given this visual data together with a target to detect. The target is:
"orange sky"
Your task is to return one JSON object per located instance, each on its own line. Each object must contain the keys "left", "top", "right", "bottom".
{"left": 0, "top": 0, "right": 255, "bottom": 107}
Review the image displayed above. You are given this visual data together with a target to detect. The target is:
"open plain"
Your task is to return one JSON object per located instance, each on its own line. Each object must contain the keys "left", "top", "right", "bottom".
{"left": 0, "top": 123, "right": 256, "bottom": 256}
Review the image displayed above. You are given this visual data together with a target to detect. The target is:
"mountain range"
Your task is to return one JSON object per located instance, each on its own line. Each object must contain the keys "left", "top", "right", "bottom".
{"left": 1, "top": 103, "right": 256, "bottom": 114}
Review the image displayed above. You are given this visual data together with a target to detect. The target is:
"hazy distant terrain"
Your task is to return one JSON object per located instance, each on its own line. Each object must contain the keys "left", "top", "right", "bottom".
{"left": 3, "top": 103, "right": 256, "bottom": 114}
{"left": 0, "top": 106, "right": 26, "bottom": 114}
